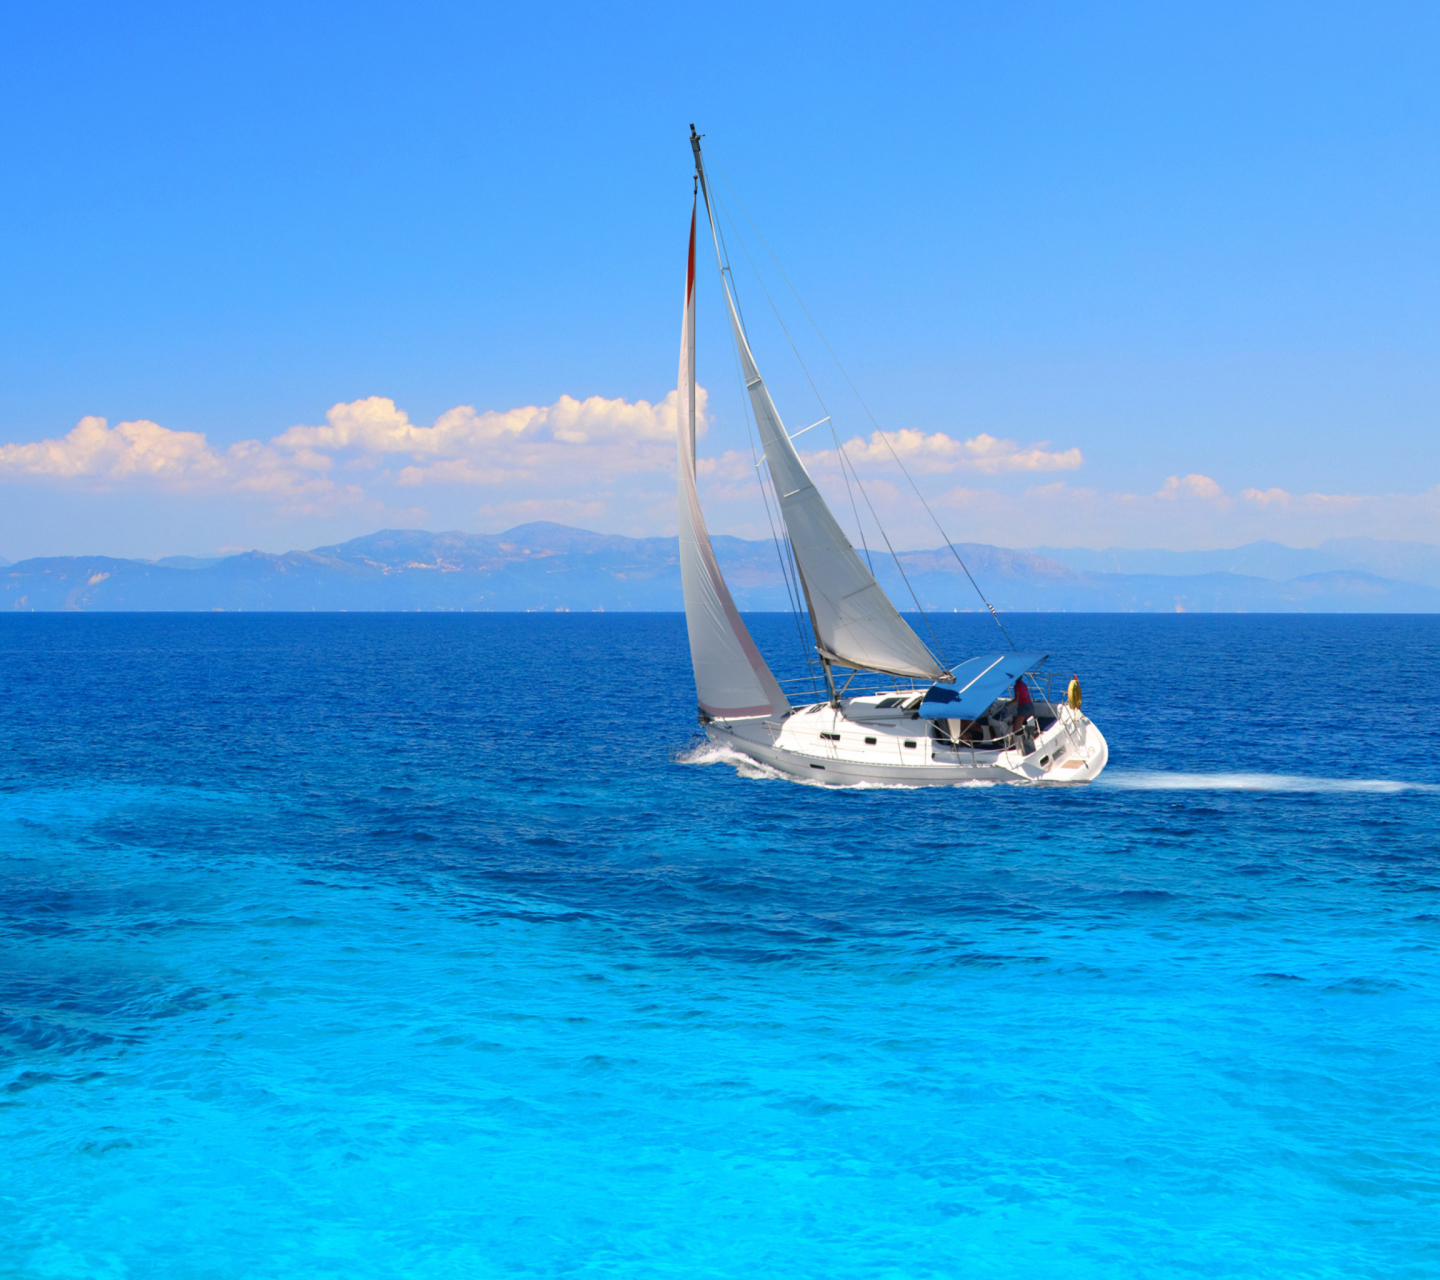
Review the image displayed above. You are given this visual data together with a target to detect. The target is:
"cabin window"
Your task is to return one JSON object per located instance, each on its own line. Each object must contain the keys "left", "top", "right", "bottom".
{"left": 864, "top": 736, "right": 877, "bottom": 745}
{"left": 901, "top": 695, "right": 924, "bottom": 710}
{"left": 820, "top": 732, "right": 840, "bottom": 741}
{"left": 876, "top": 697, "right": 902, "bottom": 708}
{"left": 904, "top": 740, "right": 917, "bottom": 749}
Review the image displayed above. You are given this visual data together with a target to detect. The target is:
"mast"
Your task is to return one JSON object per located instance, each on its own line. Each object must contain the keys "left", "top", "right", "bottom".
{"left": 690, "top": 126, "right": 949, "bottom": 688}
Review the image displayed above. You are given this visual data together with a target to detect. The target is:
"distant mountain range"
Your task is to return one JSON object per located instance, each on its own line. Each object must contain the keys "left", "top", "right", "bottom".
{"left": 5, "top": 523, "right": 1440, "bottom": 612}
{"left": 1035, "top": 538, "right": 1440, "bottom": 589}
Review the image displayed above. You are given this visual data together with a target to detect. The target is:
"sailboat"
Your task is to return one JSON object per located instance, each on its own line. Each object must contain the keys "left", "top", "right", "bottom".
{"left": 677, "top": 128, "right": 1108, "bottom": 785}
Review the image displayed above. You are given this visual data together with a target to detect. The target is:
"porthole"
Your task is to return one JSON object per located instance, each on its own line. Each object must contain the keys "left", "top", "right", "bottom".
{"left": 904, "top": 740, "right": 917, "bottom": 749}
{"left": 864, "top": 736, "right": 877, "bottom": 745}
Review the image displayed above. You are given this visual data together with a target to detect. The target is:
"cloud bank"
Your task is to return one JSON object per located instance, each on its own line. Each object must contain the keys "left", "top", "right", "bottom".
{"left": 0, "top": 392, "right": 1085, "bottom": 538}
{"left": 0, "top": 392, "right": 694, "bottom": 511}
{"left": 1, "top": 393, "right": 1434, "bottom": 556}
{"left": 832, "top": 428, "right": 1082, "bottom": 475}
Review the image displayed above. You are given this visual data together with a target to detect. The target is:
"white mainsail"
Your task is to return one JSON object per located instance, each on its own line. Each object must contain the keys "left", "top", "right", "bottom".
{"left": 707, "top": 241, "right": 948, "bottom": 681}
{"left": 677, "top": 203, "right": 791, "bottom": 721}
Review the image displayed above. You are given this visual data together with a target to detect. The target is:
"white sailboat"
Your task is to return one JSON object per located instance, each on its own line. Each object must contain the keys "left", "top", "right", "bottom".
{"left": 677, "top": 129, "right": 1108, "bottom": 786}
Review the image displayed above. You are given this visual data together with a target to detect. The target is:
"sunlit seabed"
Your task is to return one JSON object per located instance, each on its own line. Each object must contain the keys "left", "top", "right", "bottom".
{"left": 2, "top": 612, "right": 1439, "bottom": 1279}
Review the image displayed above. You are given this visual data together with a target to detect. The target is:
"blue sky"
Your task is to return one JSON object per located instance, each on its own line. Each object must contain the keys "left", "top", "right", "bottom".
{"left": 1, "top": 0, "right": 1437, "bottom": 558}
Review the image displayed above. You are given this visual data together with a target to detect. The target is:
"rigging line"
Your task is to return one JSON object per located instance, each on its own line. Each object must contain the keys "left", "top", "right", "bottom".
{"left": 708, "top": 166, "right": 946, "bottom": 668}
{"left": 706, "top": 181, "right": 817, "bottom": 690}
{"left": 771, "top": 481, "right": 818, "bottom": 688}
{"left": 747, "top": 398, "right": 812, "bottom": 677}
{"left": 710, "top": 191, "right": 750, "bottom": 342}
{"left": 730, "top": 339, "right": 815, "bottom": 687}
{"left": 828, "top": 423, "right": 951, "bottom": 671}
{"left": 827, "top": 421, "right": 876, "bottom": 575}
{"left": 709, "top": 158, "right": 1016, "bottom": 651}
{"left": 779, "top": 530, "right": 819, "bottom": 697}
{"left": 710, "top": 187, "right": 875, "bottom": 578}
{"left": 709, "top": 200, "right": 816, "bottom": 687}
{"left": 699, "top": 149, "right": 938, "bottom": 683}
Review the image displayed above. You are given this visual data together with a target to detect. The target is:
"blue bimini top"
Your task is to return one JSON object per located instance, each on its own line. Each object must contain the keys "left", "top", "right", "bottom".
{"left": 917, "top": 652, "right": 1050, "bottom": 721}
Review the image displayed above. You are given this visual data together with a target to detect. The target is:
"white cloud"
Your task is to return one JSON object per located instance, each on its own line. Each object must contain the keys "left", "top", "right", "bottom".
{"left": 0, "top": 414, "right": 343, "bottom": 506}
{"left": 394, "top": 458, "right": 529, "bottom": 487}
{"left": 1241, "top": 486, "right": 1290, "bottom": 506}
{"left": 275, "top": 391, "right": 688, "bottom": 457}
{"left": 4, "top": 393, "right": 1439, "bottom": 556}
{"left": 816, "top": 428, "right": 1082, "bottom": 475}
{"left": 1158, "top": 473, "right": 1225, "bottom": 501}
{"left": 909, "top": 478, "right": 1440, "bottom": 553}
{"left": 0, "top": 416, "right": 223, "bottom": 482}
{"left": 0, "top": 389, "right": 701, "bottom": 515}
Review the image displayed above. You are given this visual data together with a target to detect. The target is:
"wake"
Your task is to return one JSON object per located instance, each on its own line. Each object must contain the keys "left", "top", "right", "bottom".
{"left": 675, "top": 739, "right": 791, "bottom": 782}
{"left": 678, "top": 745, "right": 1437, "bottom": 796}
{"left": 1101, "top": 772, "right": 1439, "bottom": 794}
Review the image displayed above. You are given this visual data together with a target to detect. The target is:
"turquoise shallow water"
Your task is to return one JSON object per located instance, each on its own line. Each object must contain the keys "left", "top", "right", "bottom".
{"left": 1, "top": 613, "right": 1438, "bottom": 1278}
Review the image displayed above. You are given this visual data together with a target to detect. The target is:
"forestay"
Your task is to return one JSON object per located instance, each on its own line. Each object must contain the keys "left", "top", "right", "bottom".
{"left": 676, "top": 204, "right": 792, "bottom": 721}
{"left": 713, "top": 282, "right": 948, "bottom": 680}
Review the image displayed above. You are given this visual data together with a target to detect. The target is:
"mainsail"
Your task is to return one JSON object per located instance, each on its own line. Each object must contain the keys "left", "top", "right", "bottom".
{"left": 692, "top": 152, "right": 948, "bottom": 681}
{"left": 676, "top": 202, "right": 791, "bottom": 721}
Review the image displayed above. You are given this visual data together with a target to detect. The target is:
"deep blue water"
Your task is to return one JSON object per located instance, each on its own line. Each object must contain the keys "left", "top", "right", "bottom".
{"left": 2, "top": 613, "right": 1438, "bottom": 1279}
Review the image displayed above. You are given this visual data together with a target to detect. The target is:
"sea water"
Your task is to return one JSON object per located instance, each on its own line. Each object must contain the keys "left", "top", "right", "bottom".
{"left": 1, "top": 613, "right": 1437, "bottom": 1279}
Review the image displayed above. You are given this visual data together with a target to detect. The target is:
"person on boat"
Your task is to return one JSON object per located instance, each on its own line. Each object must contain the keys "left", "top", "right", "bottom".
{"left": 1011, "top": 677, "right": 1039, "bottom": 754}
{"left": 1067, "top": 674, "right": 1082, "bottom": 710}
{"left": 1011, "top": 677, "right": 1033, "bottom": 728}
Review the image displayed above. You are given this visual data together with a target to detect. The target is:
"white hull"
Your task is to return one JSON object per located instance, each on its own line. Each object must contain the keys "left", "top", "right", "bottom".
{"left": 706, "top": 695, "right": 1108, "bottom": 787}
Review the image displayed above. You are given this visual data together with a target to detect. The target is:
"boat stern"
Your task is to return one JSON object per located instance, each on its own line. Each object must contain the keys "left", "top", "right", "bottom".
{"left": 1029, "top": 710, "right": 1108, "bottom": 783}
